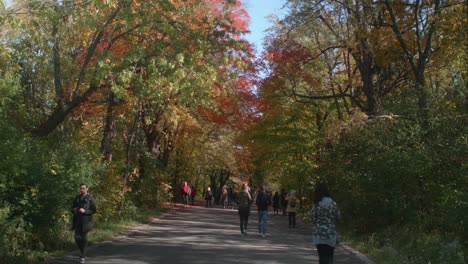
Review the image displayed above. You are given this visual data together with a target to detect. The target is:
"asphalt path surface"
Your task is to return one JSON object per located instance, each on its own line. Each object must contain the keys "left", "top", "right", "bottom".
{"left": 43, "top": 204, "right": 374, "bottom": 264}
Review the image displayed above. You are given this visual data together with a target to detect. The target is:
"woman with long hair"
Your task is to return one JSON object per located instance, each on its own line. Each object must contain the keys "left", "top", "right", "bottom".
{"left": 311, "top": 182, "right": 339, "bottom": 264}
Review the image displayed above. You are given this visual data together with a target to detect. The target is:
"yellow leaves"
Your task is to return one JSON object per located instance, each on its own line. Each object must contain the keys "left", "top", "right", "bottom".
{"left": 369, "top": 27, "right": 402, "bottom": 66}
{"left": 176, "top": 53, "right": 185, "bottom": 64}
{"left": 103, "top": 0, "right": 118, "bottom": 8}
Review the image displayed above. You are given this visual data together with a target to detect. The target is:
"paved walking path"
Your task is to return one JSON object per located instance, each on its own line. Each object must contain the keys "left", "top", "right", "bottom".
{"left": 42, "top": 204, "right": 374, "bottom": 264}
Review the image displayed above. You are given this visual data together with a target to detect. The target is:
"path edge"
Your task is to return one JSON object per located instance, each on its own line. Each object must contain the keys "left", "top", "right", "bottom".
{"left": 340, "top": 243, "right": 376, "bottom": 264}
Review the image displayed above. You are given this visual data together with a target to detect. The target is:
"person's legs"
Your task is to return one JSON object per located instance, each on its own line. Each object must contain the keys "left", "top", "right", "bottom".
{"left": 244, "top": 210, "right": 249, "bottom": 231}
{"left": 329, "top": 245, "right": 335, "bottom": 264}
{"left": 288, "top": 212, "right": 292, "bottom": 227}
{"left": 239, "top": 212, "right": 244, "bottom": 233}
{"left": 74, "top": 232, "right": 83, "bottom": 256}
{"left": 74, "top": 231, "right": 88, "bottom": 257}
{"left": 291, "top": 212, "right": 296, "bottom": 228}
{"left": 257, "top": 211, "right": 262, "bottom": 234}
{"left": 316, "top": 244, "right": 334, "bottom": 264}
{"left": 261, "top": 210, "right": 268, "bottom": 235}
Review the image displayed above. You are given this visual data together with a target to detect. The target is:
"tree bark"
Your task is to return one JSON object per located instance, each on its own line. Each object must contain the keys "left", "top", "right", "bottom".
{"left": 100, "top": 92, "right": 118, "bottom": 162}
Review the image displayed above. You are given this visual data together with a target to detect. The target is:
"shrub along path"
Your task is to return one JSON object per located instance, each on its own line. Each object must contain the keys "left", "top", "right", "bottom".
{"left": 42, "top": 203, "right": 374, "bottom": 264}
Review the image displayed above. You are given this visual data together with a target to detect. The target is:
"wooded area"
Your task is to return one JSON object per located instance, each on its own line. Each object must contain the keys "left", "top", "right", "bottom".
{"left": 0, "top": 0, "right": 466, "bottom": 263}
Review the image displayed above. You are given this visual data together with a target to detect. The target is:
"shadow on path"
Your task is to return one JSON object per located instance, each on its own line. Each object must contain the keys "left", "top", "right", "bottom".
{"left": 42, "top": 205, "right": 373, "bottom": 264}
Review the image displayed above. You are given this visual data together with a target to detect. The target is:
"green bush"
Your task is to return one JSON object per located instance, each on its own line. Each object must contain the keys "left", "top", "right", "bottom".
{"left": 322, "top": 115, "right": 467, "bottom": 263}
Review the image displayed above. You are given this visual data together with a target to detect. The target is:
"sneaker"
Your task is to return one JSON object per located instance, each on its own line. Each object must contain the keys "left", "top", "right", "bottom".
{"left": 80, "top": 257, "right": 86, "bottom": 263}
{"left": 243, "top": 231, "right": 247, "bottom": 236}
{"left": 261, "top": 233, "right": 266, "bottom": 238}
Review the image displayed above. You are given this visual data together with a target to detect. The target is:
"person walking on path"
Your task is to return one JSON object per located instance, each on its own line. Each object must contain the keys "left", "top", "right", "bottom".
{"left": 190, "top": 185, "right": 197, "bottom": 205}
{"left": 272, "top": 191, "right": 280, "bottom": 215}
{"left": 286, "top": 190, "right": 298, "bottom": 228}
{"left": 237, "top": 184, "right": 252, "bottom": 235}
{"left": 181, "top": 181, "right": 190, "bottom": 207}
{"left": 205, "top": 186, "right": 213, "bottom": 208}
{"left": 255, "top": 185, "right": 271, "bottom": 238}
{"left": 71, "top": 183, "right": 97, "bottom": 264}
{"left": 311, "top": 182, "right": 340, "bottom": 264}
{"left": 280, "top": 189, "right": 288, "bottom": 216}
{"left": 221, "top": 186, "right": 228, "bottom": 209}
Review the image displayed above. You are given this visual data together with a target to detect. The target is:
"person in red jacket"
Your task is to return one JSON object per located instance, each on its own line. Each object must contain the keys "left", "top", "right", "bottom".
{"left": 190, "top": 185, "right": 197, "bottom": 205}
{"left": 181, "top": 181, "right": 190, "bottom": 207}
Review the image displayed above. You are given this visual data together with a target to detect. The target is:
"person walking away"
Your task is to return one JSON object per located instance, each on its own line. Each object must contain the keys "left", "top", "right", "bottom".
{"left": 221, "top": 186, "right": 228, "bottom": 209}
{"left": 205, "top": 187, "right": 213, "bottom": 208}
{"left": 190, "top": 185, "right": 197, "bottom": 205}
{"left": 311, "top": 182, "right": 339, "bottom": 264}
{"left": 181, "top": 181, "right": 190, "bottom": 207}
{"left": 255, "top": 185, "right": 271, "bottom": 238}
{"left": 280, "top": 189, "right": 288, "bottom": 216}
{"left": 272, "top": 191, "right": 280, "bottom": 215}
{"left": 286, "top": 190, "right": 298, "bottom": 228}
{"left": 237, "top": 184, "right": 252, "bottom": 235}
{"left": 71, "top": 183, "right": 97, "bottom": 264}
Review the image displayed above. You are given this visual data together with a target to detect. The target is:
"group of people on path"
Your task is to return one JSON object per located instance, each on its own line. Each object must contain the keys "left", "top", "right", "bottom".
{"left": 70, "top": 181, "right": 338, "bottom": 264}
{"left": 181, "top": 181, "right": 197, "bottom": 207}
{"left": 203, "top": 185, "right": 236, "bottom": 208}
{"left": 233, "top": 183, "right": 339, "bottom": 264}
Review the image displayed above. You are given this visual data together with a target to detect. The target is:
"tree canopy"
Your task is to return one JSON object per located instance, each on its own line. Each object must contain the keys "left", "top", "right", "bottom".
{"left": 0, "top": 0, "right": 466, "bottom": 263}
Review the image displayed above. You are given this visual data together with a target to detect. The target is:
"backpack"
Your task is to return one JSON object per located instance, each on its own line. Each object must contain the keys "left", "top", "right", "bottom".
{"left": 290, "top": 198, "right": 297, "bottom": 208}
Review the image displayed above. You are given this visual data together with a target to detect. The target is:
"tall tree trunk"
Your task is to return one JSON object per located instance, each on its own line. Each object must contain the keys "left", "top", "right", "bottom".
{"left": 120, "top": 108, "right": 140, "bottom": 211}
{"left": 100, "top": 92, "right": 117, "bottom": 161}
{"left": 52, "top": 22, "right": 63, "bottom": 108}
{"left": 384, "top": 0, "right": 441, "bottom": 128}
{"left": 354, "top": 41, "right": 382, "bottom": 117}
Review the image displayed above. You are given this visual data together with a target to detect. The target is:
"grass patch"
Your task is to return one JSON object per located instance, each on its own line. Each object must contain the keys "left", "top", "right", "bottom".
{"left": 340, "top": 226, "right": 466, "bottom": 264}
{"left": 30, "top": 207, "right": 169, "bottom": 264}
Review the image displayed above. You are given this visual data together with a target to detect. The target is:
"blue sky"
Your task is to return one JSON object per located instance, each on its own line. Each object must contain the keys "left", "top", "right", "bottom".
{"left": 242, "top": 0, "right": 286, "bottom": 54}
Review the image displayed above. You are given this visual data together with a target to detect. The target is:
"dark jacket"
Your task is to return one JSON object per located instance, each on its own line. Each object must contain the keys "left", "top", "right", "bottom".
{"left": 205, "top": 190, "right": 213, "bottom": 200}
{"left": 273, "top": 193, "right": 280, "bottom": 208}
{"left": 71, "top": 194, "right": 97, "bottom": 233}
{"left": 255, "top": 191, "right": 271, "bottom": 211}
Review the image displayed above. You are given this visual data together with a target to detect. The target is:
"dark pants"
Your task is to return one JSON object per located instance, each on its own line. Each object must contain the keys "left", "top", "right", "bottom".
{"left": 273, "top": 205, "right": 279, "bottom": 214}
{"left": 316, "top": 244, "right": 335, "bottom": 264}
{"left": 182, "top": 194, "right": 189, "bottom": 206}
{"left": 238, "top": 207, "right": 250, "bottom": 233}
{"left": 74, "top": 231, "right": 88, "bottom": 257}
{"left": 288, "top": 212, "right": 296, "bottom": 228}
{"left": 205, "top": 199, "right": 212, "bottom": 208}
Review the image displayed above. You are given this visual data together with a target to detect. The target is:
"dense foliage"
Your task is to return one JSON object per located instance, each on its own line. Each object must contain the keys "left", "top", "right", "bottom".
{"left": 0, "top": 0, "right": 466, "bottom": 263}
{"left": 245, "top": 0, "right": 467, "bottom": 263}
{"left": 0, "top": 0, "right": 255, "bottom": 262}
